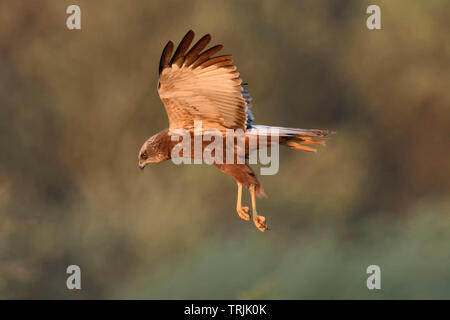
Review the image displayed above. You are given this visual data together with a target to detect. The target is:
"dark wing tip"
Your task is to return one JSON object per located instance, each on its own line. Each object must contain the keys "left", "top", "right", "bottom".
{"left": 185, "top": 29, "right": 195, "bottom": 38}
{"left": 170, "top": 30, "right": 195, "bottom": 67}
{"left": 159, "top": 41, "right": 174, "bottom": 74}
{"left": 190, "top": 44, "right": 224, "bottom": 68}
{"left": 184, "top": 34, "right": 212, "bottom": 66}
{"left": 160, "top": 31, "right": 231, "bottom": 72}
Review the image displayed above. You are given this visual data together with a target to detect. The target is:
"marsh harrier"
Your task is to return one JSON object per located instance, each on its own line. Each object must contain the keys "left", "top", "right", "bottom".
{"left": 138, "top": 30, "right": 332, "bottom": 232}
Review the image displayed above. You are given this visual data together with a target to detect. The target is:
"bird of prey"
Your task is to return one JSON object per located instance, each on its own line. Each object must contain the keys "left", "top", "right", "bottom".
{"left": 138, "top": 30, "right": 332, "bottom": 232}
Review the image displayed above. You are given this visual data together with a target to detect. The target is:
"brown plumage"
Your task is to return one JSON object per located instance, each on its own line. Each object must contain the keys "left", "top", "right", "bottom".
{"left": 139, "top": 30, "right": 334, "bottom": 232}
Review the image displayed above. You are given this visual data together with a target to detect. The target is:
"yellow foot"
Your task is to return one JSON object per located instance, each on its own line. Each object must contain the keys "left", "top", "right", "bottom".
{"left": 253, "top": 214, "right": 269, "bottom": 232}
{"left": 236, "top": 206, "right": 250, "bottom": 221}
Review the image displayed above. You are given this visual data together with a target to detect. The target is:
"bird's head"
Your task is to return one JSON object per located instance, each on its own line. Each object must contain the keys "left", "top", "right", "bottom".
{"left": 138, "top": 140, "right": 156, "bottom": 170}
{"left": 138, "top": 142, "right": 150, "bottom": 170}
{"left": 138, "top": 133, "right": 169, "bottom": 170}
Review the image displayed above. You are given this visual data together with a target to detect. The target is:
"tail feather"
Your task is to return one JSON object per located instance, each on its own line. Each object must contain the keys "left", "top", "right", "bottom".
{"left": 248, "top": 125, "right": 334, "bottom": 152}
{"left": 285, "top": 141, "right": 318, "bottom": 152}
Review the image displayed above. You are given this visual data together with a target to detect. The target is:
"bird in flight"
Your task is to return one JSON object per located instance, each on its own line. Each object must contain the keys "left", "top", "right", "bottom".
{"left": 138, "top": 30, "right": 333, "bottom": 232}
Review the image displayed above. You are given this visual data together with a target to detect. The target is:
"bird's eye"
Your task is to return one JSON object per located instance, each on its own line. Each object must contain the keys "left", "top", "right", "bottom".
{"left": 141, "top": 151, "right": 148, "bottom": 160}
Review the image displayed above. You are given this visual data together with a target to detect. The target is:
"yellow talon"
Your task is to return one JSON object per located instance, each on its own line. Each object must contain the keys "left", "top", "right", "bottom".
{"left": 250, "top": 185, "right": 269, "bottom": 232}
{"left": 237, "top": 205, "right": 250, "bottom": 221}
{"left": 236, "top": 183, "right": 250, "bottom": 221}
{"left": 252, "top": 212, "right": 268, "bottom": 232}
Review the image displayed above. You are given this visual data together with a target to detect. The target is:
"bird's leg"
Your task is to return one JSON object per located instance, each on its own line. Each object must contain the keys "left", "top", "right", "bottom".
{"left": 236, "top": 183, "right": 250, "bottom": 221}
{"left": 250, "top": 185, "right": 268, "bottom": 232}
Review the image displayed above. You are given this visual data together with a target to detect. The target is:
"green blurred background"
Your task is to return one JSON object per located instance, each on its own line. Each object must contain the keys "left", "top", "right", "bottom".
{"left": 0, "top": 0, "right": 449, "bottom": 299}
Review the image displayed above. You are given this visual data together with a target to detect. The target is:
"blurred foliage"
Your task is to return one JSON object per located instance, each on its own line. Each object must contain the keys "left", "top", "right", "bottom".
{"left": 0, "top": 0, "right": 449, "bottom": 299}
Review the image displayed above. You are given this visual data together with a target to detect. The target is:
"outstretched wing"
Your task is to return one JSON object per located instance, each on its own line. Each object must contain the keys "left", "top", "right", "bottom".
{"left": 158, "top": 30, "right": 253, "bottom": 132}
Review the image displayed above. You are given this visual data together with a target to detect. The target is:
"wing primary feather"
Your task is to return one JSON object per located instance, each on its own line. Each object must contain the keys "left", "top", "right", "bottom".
{"left": 159, "top": 41, "right": 174, "bottom": 74}
{"left": 170, "top": 30, "right": 195, "bottom": 67}
{"left": 184, "top": 34, "right": 211, "bottom": 66}
{"left": 191, "top": 45, "right": 224, "bottom": 68}
{"left": 199, "top": 55, "right": 233, "bottom": 68}
{"left": 210, "top": 59, "right": 233, "bottom": 68}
